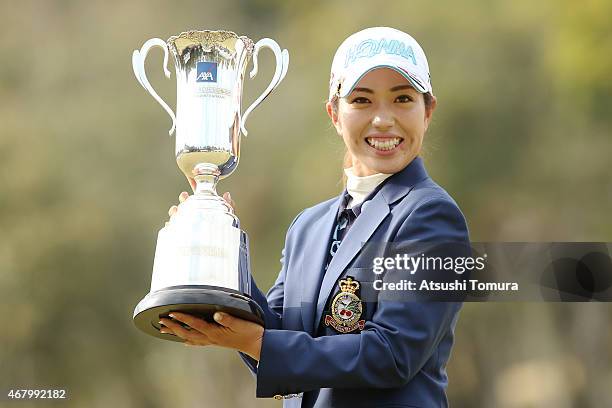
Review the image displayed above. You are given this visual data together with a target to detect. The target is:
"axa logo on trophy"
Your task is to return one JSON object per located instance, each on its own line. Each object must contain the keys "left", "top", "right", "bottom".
{"left": 196, "top": 62, "right": 217, "bottom": 83}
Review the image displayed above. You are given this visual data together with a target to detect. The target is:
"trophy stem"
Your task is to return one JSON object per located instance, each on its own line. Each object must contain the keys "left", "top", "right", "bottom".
{"left": 193, "top": 163, "right": 221, "bottom": 196}
{"left": 191, "top": 163, "right": 236, "bottom": 219}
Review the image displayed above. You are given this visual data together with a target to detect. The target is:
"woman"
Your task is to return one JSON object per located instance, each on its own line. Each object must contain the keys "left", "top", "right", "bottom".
{"left": 161, "top": 27, "right": 469, "bottom": 408}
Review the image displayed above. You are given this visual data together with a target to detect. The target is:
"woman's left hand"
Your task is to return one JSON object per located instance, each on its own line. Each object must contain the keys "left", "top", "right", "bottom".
{"left": 159, "top": 312, "right": 264, "bottom": 361}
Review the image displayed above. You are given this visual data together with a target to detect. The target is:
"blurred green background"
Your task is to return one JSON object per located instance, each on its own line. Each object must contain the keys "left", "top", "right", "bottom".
{"left": 1, "top": 0, "right": 611, "bottom": 407}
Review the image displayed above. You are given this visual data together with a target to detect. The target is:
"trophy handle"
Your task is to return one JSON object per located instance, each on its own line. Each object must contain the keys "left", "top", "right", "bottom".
{"left": 132, "top": 38, "right": 177, "bottom": 136}
{"left": 240, "top": 38, "right": 289, "bottom": 136}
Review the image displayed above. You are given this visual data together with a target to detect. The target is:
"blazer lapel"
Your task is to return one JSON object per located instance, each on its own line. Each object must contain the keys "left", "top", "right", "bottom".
{"left": 305, "top": 157, "right": 429, "bottom": 333}
{"left": 300, "top": 195, "right": 343, "bottom": 334}
{"left": 313, "top": 193, "right": 390, "bottom": 332}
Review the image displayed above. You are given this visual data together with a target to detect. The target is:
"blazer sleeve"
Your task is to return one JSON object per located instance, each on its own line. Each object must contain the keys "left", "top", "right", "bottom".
{"left": 254, "top": 197, "right": 470, "bottom": 397}
{"left": 239, "top": 210, "right": 305, "bottom": 374}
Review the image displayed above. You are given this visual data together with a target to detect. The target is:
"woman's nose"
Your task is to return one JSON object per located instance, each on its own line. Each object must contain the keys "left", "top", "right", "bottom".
{"left": 372, "top": 112, "right": 394, "bottom": 129}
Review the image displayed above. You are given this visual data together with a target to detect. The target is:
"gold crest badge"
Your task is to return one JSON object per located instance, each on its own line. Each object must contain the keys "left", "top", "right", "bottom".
{"left": 324, "top": 277, "right": 365, "bottom": 333}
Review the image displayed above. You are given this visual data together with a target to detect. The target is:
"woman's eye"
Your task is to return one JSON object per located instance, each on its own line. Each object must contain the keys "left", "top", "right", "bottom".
{"left": 350, "top": 96, "right": 370, "bottom": 104}
{"left": 395, "top": 94, "right": 413, "bottom": 103}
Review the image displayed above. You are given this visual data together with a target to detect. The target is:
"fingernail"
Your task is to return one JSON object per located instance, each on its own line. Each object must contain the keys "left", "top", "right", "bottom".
{"left": 169, "top": 313, "right": 175, "bottom": 319}
{"left": 213, "top": 312, "right": 223, "bottom": 322}
{"left": 158, "top": 320, "right": 164, "bottom": 326}
{"left": 227, "top": 192, "right": 232, "bottom": 201}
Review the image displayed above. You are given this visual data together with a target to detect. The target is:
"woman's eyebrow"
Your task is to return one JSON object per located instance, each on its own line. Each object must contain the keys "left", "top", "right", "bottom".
{"left": 390, "top": 85, "right": 414, "bottom": 92}
{"left": 352, "top": 87, "right": 374, "bottom": 94}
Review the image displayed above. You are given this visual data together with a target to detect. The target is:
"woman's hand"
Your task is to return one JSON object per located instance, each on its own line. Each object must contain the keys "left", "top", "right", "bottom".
{"left": 166, "top": 177, "right": 236, "bottom": 226}
{"left": 159, "top": 312, "right": 264, "bottom": 361}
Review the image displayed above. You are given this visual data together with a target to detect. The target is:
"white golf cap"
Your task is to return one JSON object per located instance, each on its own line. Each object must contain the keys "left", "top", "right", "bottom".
{"left": 329, "top": 27, "right": 432, "bottom": 100}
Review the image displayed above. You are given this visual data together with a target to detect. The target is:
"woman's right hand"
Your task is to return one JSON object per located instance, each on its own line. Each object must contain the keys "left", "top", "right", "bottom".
{"left": 165, "top": 177, "right": 236, "bottom": 226}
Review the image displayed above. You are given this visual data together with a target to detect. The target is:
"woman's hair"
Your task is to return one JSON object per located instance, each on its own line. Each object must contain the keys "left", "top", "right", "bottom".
{"left": 331, "top": 92, "right": 435, "bottom": 185}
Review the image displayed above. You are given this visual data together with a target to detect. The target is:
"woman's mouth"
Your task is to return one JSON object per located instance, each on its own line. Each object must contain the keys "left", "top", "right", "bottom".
{"left": 365, "top": 137, "right": 404, "bottom": 151}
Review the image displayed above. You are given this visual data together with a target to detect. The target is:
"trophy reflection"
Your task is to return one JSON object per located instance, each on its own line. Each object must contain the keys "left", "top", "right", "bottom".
{"left": 131, "top": 30, "right": 289, "bottom": 341}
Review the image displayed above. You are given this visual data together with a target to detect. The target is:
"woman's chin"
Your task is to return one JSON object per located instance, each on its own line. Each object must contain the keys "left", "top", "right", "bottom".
{"left": 364, "top": 158, "right": 414, "bottom": 175}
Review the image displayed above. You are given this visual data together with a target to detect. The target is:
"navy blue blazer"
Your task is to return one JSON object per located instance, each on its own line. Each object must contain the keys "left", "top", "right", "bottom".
{"left": 241, "top": 157, "right": 470, "bottom": 408}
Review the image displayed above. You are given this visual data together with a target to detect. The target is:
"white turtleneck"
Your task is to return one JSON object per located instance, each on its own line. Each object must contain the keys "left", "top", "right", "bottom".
{"left": 344, "top": 167, "right": 393, "bottom": 209}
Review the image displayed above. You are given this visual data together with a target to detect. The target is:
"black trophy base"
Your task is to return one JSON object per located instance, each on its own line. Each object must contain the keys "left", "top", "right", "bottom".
{"left": 133, "top": 285, "right": 265, "bottom": 342}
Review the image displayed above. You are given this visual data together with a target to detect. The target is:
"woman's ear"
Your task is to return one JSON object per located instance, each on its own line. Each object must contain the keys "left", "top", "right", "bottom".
{"left": 326, "top": 101, "right": 342, "bottom": 135}
{"left": 423, "top": 94, "right": 437, "bottom": 131}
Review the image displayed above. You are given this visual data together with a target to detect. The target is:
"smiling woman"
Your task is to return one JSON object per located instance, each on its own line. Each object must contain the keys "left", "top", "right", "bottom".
{"left": 164, "top": 26, "right": 470, "bottom": 408}
{"left": 328, "top": 69, "right": 437, "bottom": 177}
{"left": 330, "top": 87, "right": 435, "bottom": 182}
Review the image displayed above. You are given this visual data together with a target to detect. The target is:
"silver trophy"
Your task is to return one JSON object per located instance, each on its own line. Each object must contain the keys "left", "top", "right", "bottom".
{"left": 131, "top": 30, "right": 288, "bottom": 341}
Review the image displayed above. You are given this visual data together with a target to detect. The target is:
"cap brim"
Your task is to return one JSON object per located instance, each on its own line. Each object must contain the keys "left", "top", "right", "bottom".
{"left": 338, "top": 63, "right": 429, "bottom": 97}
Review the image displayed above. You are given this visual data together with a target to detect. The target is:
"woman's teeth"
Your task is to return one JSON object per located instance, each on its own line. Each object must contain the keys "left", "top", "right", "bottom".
{"left": 366, "top": 137, "right": 402, "bottom": 151}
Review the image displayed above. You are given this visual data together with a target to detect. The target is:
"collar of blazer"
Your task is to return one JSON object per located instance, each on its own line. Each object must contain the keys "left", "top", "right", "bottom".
{"left": 304, "top": 157, "right": 430, "bottom": 333}
{"left": 377, "top": 156, "right": 429, "bottom": 206}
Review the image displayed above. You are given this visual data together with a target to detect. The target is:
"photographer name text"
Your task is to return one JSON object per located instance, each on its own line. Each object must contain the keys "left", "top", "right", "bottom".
{"left": 373, "top": 279, "right": 519, "bottom": 292}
